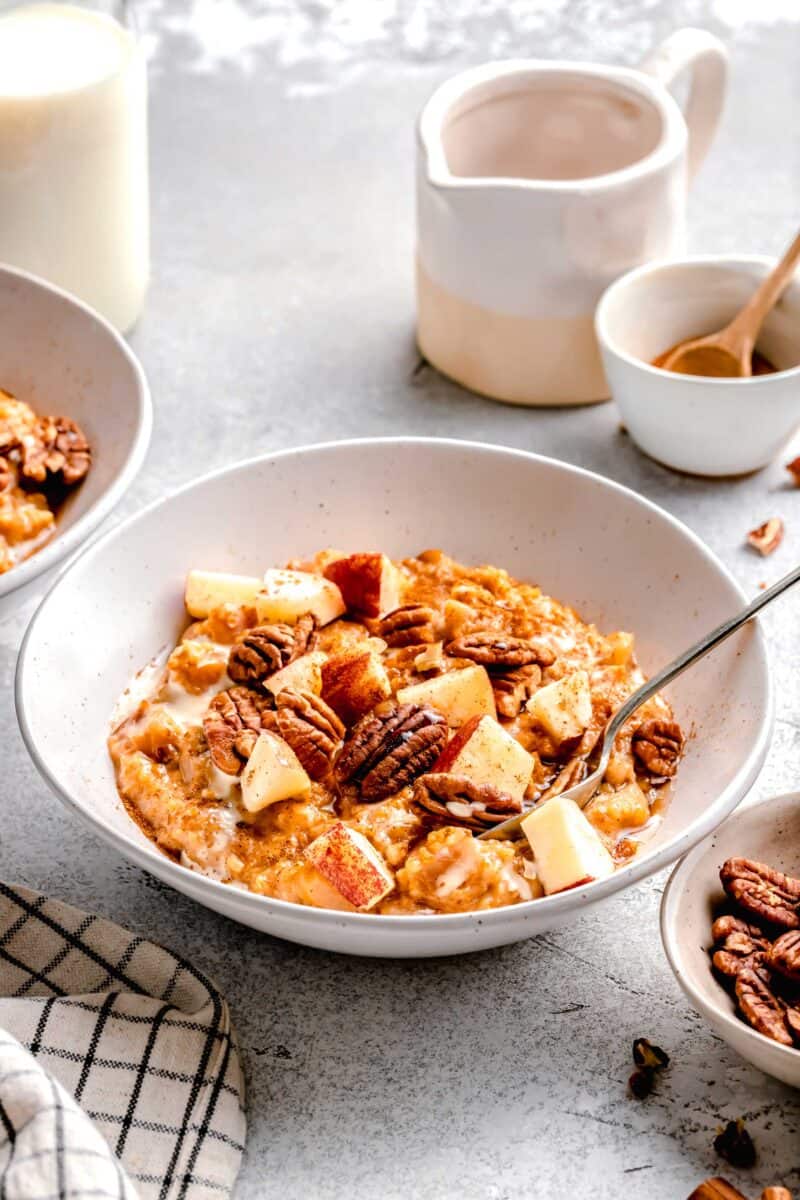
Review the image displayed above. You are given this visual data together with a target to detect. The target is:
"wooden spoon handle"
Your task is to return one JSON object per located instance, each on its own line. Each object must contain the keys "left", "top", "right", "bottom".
{"left": 724, "top": 227, "right": 800, "bottom": 350}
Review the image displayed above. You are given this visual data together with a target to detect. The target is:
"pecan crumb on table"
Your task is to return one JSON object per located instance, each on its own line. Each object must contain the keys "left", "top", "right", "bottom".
{"left": 108, "top": 549, "right": 684, "bottom": 915}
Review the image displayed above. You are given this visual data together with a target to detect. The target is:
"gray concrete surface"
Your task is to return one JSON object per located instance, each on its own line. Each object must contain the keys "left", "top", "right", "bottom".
{"left": 3, "top": 1, "right": 800, "bottom": 1196}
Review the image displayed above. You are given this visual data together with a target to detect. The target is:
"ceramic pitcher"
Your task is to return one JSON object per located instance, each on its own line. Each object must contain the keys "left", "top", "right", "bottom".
{"left": 416, "top": 28, "right": 728, "bottom": 406}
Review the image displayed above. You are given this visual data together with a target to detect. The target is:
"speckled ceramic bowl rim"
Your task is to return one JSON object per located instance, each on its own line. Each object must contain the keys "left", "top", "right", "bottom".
{"left": 16, "top": 438, "right": 773, "bottom": 936}
{"left": 0, "top": 264, "right": 153, "bottom": 599}
{"left": 660, "top": 790, "right": 800, "bottom": 1068}
{"left": 595, "top": 254, "right": 800, "bottom": 385}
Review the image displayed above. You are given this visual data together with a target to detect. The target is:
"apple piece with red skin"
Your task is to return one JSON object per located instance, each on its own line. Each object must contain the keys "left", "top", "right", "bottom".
{"left": 321, "top": 649, "right": 392, "bottom": 725}
{"left": 323, "top": 553, "right": 401, "bottom": 618}
{"left": 306, "top": 821, "right": 394, "bottom": 910}
{"left": 432, "top": 714, "right": 534, "bottom": 801}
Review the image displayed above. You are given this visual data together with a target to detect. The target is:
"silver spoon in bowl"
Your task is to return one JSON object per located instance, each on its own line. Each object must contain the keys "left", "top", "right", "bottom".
{"left": 479, "top": 562, "right": 800, "bottom": 843}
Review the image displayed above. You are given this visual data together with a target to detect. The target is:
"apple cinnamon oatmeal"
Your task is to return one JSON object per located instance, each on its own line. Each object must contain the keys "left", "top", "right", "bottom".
{"left": 108, "top": 549, "right": 684, "bottom": 915}
{"left": 0, "top": 389, "right": 91, "bottom": 573}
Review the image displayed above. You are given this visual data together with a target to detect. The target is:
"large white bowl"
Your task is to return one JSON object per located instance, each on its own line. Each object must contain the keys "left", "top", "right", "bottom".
{"left": 0, "top": 265, "right": 151, "bottom": 613}
{"left": 662, "top": 792, "right": 800, "bottom": 1088}
{"left": 16, "top": 439, "right": 771, "bottom": 957}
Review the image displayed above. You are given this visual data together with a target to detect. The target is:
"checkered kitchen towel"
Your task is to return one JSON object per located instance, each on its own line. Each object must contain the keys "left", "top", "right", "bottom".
{"left": 0, "top": 884, "right": 246, "bottom": 1199}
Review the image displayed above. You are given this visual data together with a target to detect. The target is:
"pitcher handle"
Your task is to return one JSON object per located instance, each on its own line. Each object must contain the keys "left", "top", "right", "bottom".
{"left": 639, "top": 28, "right": 728, "bottom": 182}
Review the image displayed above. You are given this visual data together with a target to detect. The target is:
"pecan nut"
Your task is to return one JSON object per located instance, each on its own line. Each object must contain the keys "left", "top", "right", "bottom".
{"left": 375, "top": 604, "right": 438, "bottom": 648}
{"left": 767, "top": 930, "right": 800, "bottom": 982}
{"left": 20, "top": 416, "right": 91, "bottom": 486}
{"left": 747, "top": 517, "right": 784, "bottom": 557}
{"left": 711, "top": 914, "right": 771, "bottom": 979}
{"left": 492, "top": 664, "right": 541, "bottom": 719}
{"left": 334, "top": 702, "right": 447, "bottom": 802}
{"left": 203, "top": 686, "right": 275, "bottom": 774}
{"left": 228, "top": 613, "right": 316, "bottom": 690}
{"left": 445, "top": 631, "right": 555, "bottom": 670}
{"left": 632, "top": 719, "right": 684, "bottom": 778}
{"left": 735, "top": 967, "right": 794, "bottom": 1046}
{"left": 275, "top": 688, "right": 345, "bottom": 780}
{"left": 721, "top": 858, "right": 800, "bottom": 930}
{"left": 412, "top": 773, "right": 522, "bottom": 830}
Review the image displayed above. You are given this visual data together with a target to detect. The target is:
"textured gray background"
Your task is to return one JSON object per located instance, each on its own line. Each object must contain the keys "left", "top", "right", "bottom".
{"left": 4, "top": 1, "right": 800, "bottom": 1196}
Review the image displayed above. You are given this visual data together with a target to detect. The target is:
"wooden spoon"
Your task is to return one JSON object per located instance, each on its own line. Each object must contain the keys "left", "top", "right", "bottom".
{"left": 661, "top": 227, "right": 800, "bottom": 377}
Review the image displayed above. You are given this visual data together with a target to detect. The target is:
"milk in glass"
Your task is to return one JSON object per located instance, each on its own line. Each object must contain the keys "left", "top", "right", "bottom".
{"left": 0, "top": 3, "right": 149, "bottom": 331}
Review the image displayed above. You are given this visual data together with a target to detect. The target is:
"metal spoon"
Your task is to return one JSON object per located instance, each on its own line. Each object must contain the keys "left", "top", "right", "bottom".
{"left": 479, "top": 562, "right": 800, "bottom": 842}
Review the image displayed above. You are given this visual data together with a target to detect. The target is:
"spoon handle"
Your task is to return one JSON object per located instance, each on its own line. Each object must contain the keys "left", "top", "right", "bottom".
{"left": 724, "top": 228, "right": 800, "bottom": 348}
{"left": 604, "top": 561, "right": 800, "bottom": 740}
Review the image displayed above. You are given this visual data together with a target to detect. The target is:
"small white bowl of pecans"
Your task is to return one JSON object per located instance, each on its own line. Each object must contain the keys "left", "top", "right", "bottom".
{"left": 0, "top": 264, "right": 151, "bottom": 612}
{"left": 661, "top": 791, "right": 800, "bottom": 1089}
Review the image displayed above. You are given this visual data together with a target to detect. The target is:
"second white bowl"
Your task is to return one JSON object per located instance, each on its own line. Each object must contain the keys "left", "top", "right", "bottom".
{"left": 596, "top": 255, "right": 800, "bottom": 477}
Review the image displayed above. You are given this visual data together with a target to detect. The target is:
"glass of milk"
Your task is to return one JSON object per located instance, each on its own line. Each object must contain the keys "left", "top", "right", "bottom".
{"left": 0, "top": 1, "right": 149, "bottom": 332}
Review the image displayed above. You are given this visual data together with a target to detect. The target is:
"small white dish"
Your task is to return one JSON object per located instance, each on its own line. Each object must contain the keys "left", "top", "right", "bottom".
{"left": 595, "top": 255, "right": 800, "bottom": 476}
{"left": 661, "top": 791, "right": 800, "bottom": 1089}
{"left": 0, "top": 264, "right": 152, "bottom": 614}
{"left": 17, "top": 439, "right": 770, "bottom": 957}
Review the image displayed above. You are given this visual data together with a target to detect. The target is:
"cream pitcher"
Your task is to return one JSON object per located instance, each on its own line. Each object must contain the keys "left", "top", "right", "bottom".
{"left": 416, "top": 28, "right": 728, "bottom": 406}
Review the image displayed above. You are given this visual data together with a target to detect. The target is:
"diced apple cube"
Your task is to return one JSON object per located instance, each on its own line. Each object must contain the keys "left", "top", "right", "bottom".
{"left": 185, "top": 570, "right": 263, "bottom": 618}
{"left": 240, "top": 731, "right": 311, "bottom": 813}
{"left": 606, "top": 631, "right": 635, "bottom": 666}
{"left": 323, "top": 552, "right": 402, "bottom": 618}
{"left": 265, "top": 651, "right": 327, "bottom": 697}
{"left": 526, "top": 670, "right": 592, "bottom": 745}
{"left": 432, "top": 714, "right": 533, "bottom": 801}
{"left": 321, "top": 650, "right": 392, "bottom": 725}
{"left": 396, "top": 664, "right": 496, "bottom": 727}
{"left": 521, "top": 795, "right": 615, "bottom": 895}
{"left": 306, "top": 821, "right": 394, "bottom": 910}
{"left": 256, "top": 569, "right": 345, "bottom": 627}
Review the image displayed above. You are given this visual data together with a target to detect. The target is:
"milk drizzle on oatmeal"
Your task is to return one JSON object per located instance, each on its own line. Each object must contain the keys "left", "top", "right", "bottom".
{"left": 108, "top": 550, "right": 683, "bottom": 915}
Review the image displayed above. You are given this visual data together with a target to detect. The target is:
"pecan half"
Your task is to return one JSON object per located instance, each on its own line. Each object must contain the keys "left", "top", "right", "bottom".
{"left": 334, "top": 702, "right": 447, "bottom": 802}
{"left": 375, "top": 604, "right": 437, "bottom": 648}
{"left": 492, "top": 664, "right": 541, "bottom": 719}
{"left": 276, "top": 688, "right": 345, "bottom": 780}
{"left": 767, "top": 930, "right": 800, "bottom": 982}
{"left": 632, "top": 719, "right": 683, "bottom": 778}
{"left": 735, "top": 967, "right": 794, "bottom": 1046}
{"left": 203, "top": 686, "right": 275, "bottom": 774}
{"left": 20, "top": 416, "right": 91, "bottom": 486}
{"left": 445, "top": 631, "right": 555, "bottom": 669}
{"left": 412, "top": 773, "right": 522, "bottom": 830}
{"left": 228, "top": 613, "right": 315, "bottom": 690}
{"left": 538, "top": 756, "right": 587, "bottom": 804}
{"left": 747, "top": 517, "right": 784, "bottom": 557}
{"left": 721, "top": 858, "right": 800, "bottom": 930}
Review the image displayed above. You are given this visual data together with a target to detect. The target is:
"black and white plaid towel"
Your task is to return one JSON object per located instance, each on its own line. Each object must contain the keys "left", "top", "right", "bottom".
{"left": 0, "top": 884, "right": 246, "bottom": 1199}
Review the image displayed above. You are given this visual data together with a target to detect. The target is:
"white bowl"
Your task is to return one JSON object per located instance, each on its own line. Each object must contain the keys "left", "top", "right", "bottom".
{"left": 0, "top": 265, "right": 151, "bottom": 612}
{"left": 595, "top": 255, "right": 800, "bottom": 477}
{"left": 662, "top": 791, "right": 800, "bottom": 1088}
{"left": 17, "top": 439, "right": 771, "bottom": 957}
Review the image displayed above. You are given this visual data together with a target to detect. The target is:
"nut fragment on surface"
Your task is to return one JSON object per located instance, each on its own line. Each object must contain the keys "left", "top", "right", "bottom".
{"left": 334, "top": 701, "right": 447, "bottom": 801}
{"left": 228, "top": 613, "right": 316, "bottom": 689}
{"left": 632, "top": 718, "right": 684, "bottom": 778}
{"left": 203, "top": 686, "right": 275, "bottom": 774}
{"left": 19, "top": 415, "right": 92, "bottom": 486}
{"left": 275, "top": 688, "right": 345, "bottom": 780}
{"left": 721, "top": 858, "right": 800, "bottom": 930}
{"left": 412, "top": 772, "right": 522, "bottom": 830}
{"left": 746, "top": 517, "right": 784, "bottom": 556}
{"left": 375, "top": 604, "right": 438, "bottom": 647}
{"left": 445, "top": 631, "right": 555, "bottom": 669}
{"left": 786, "top": 456, "right": 800, "bottom": 486}
{"left": 713, "top": 1118, "right": 757, "bottom": 1170}
{"left": 687, "top": 1178, "right": 749, "bottom": 1200}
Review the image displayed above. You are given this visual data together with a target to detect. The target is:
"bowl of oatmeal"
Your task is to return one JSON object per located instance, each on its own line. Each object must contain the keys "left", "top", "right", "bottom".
{"left": 0, "top": 265, "right": 151, "bottom": 610}
{"left": 17, "top": 439, "right": 770, "bottom": 956}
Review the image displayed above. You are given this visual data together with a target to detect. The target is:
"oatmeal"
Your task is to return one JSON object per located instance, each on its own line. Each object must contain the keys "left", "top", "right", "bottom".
{"left": 108, "top": 549, "right": 684, "bottom": 914}
{"left": 0, "top": 389, "right": 92, "bottom": 572}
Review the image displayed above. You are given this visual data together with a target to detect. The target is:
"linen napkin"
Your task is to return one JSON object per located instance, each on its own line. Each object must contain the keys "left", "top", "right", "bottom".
{"left": 0, "top": 883, "right": 246, "bottom": 1199}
